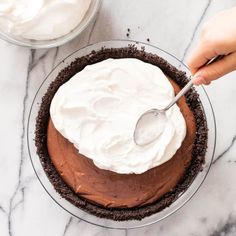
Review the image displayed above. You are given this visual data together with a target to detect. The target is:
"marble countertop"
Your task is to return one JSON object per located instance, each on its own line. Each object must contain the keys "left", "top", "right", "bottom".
{"left": 1, "top": 0, "right": 236, "bottom": 235}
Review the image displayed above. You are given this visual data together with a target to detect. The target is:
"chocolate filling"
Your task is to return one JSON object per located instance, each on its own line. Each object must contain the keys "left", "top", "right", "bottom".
{"left": 35, "top": 45, "right": 208, "bottom": 221}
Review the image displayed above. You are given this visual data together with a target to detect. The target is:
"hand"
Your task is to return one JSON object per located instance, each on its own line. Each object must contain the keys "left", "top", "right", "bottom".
{"left": 187, "top": 7, "right": 236, "bottom": 85}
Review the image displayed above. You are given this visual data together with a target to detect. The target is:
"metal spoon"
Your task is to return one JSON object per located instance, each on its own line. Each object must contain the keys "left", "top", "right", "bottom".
{"left": 134, "top": 55, "right": 224, "bottom": 146}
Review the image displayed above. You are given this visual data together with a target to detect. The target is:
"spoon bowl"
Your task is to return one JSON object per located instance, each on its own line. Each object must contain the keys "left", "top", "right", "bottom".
{"left": 134, "top": 109, "right": 167, "bottom": 146}
{"left": 134, "top": 79, "right": 193, "bottom": 146}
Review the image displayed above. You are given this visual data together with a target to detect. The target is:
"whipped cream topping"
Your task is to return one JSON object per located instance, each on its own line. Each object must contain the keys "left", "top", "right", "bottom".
{"left": 0, "top": 0, "right": 91, "bottom": 40}
{"left": 50, "top": 58, "right": 186, "bottom": 174}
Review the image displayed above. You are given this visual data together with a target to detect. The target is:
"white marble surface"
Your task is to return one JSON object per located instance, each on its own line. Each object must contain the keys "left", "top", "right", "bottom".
{"left": 0, "top": 0, "right": 236, "bottom": 235}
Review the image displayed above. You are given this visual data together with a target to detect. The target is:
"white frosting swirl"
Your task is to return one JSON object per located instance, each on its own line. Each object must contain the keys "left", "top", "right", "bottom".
{"left": 50, "top": 58, "right": 186, "bottom": 174}
{"left": 0, "top": 0, "right": 91, "bottom": 40}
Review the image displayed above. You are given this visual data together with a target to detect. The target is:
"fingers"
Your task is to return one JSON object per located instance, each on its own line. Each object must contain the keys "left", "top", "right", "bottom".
{"left": 192, "top": 51, "right": 236, "bottom": 85}
{"left": 187, "top": 42, "right": 219, "bottom": 75}
{"left": 187, "top": 7, "right": 236, "bottom": 85}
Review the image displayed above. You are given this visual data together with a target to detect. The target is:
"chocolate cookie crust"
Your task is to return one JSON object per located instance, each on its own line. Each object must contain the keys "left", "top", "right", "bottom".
{"left": 35, "top": 45, "right": 208, "bottom": 221}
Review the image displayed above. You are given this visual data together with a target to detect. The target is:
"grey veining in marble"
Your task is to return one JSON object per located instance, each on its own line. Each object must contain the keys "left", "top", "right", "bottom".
{"left": 0, "top": 0, "right": 236, "bottom": 235}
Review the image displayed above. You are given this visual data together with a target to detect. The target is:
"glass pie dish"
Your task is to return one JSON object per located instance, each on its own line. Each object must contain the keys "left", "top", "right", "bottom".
{"left": 27, "top": 40, "right": 215, "bottom": 229}
{"left": 0, "top": 0, "right": 101, "bottom": 48}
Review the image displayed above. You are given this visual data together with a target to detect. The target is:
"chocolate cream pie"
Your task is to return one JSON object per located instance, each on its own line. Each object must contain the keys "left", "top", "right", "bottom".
{"left": 35, "top": 46, "right": 208, "bottom": 221}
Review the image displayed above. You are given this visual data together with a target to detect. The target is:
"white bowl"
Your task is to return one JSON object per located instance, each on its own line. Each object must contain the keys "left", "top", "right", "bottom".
{"left": 0, "top": 0, "right": 101, "bottom": 49}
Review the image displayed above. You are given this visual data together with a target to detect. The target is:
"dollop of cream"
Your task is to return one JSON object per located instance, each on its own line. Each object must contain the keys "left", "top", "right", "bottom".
{"left": 50, "top": 58, "right": 186, "bottom": 174}
{"left": 0, "top": 0, "right": 91, "bottom": 40}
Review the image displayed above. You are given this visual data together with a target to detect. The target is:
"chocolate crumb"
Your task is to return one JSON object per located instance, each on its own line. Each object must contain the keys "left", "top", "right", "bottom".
{"left": 126, "top": 33, "right": 129, "bottom": 37}
{"left": 35, "top": 46, "right": 208, "bottom": 221}
{"left": 127, "top": 28, "right": 130, "bottom": 32}
{"left": 147, "top": 38, "right": 150, "bottom": 42}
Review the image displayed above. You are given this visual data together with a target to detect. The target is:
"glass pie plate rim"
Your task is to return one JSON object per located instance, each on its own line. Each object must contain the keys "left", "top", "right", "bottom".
{"left": 27, "top": 39, "right": 216, "bottom": 229}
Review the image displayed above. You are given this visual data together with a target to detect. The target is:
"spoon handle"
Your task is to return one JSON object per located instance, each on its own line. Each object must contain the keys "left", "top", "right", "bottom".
{"left": 165, "top": 79, "right": 193, "bottom": 110}
{"left": 165, "top": 55, "right": 224, "bottom": 111}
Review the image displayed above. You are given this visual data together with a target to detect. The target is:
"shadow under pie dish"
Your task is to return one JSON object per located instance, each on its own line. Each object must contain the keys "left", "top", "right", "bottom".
{"left": 28, "top": 40, "right": 215, "bottom": 227}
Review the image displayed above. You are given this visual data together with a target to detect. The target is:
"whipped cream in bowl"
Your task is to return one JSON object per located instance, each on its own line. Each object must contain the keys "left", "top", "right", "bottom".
{"left": 0, "top": 0, "right": 101, "bottom": 48}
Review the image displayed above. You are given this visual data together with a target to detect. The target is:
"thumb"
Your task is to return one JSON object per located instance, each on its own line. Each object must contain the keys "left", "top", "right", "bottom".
{"left": 193, "top": 51, "right": 236, "bottom": 85}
